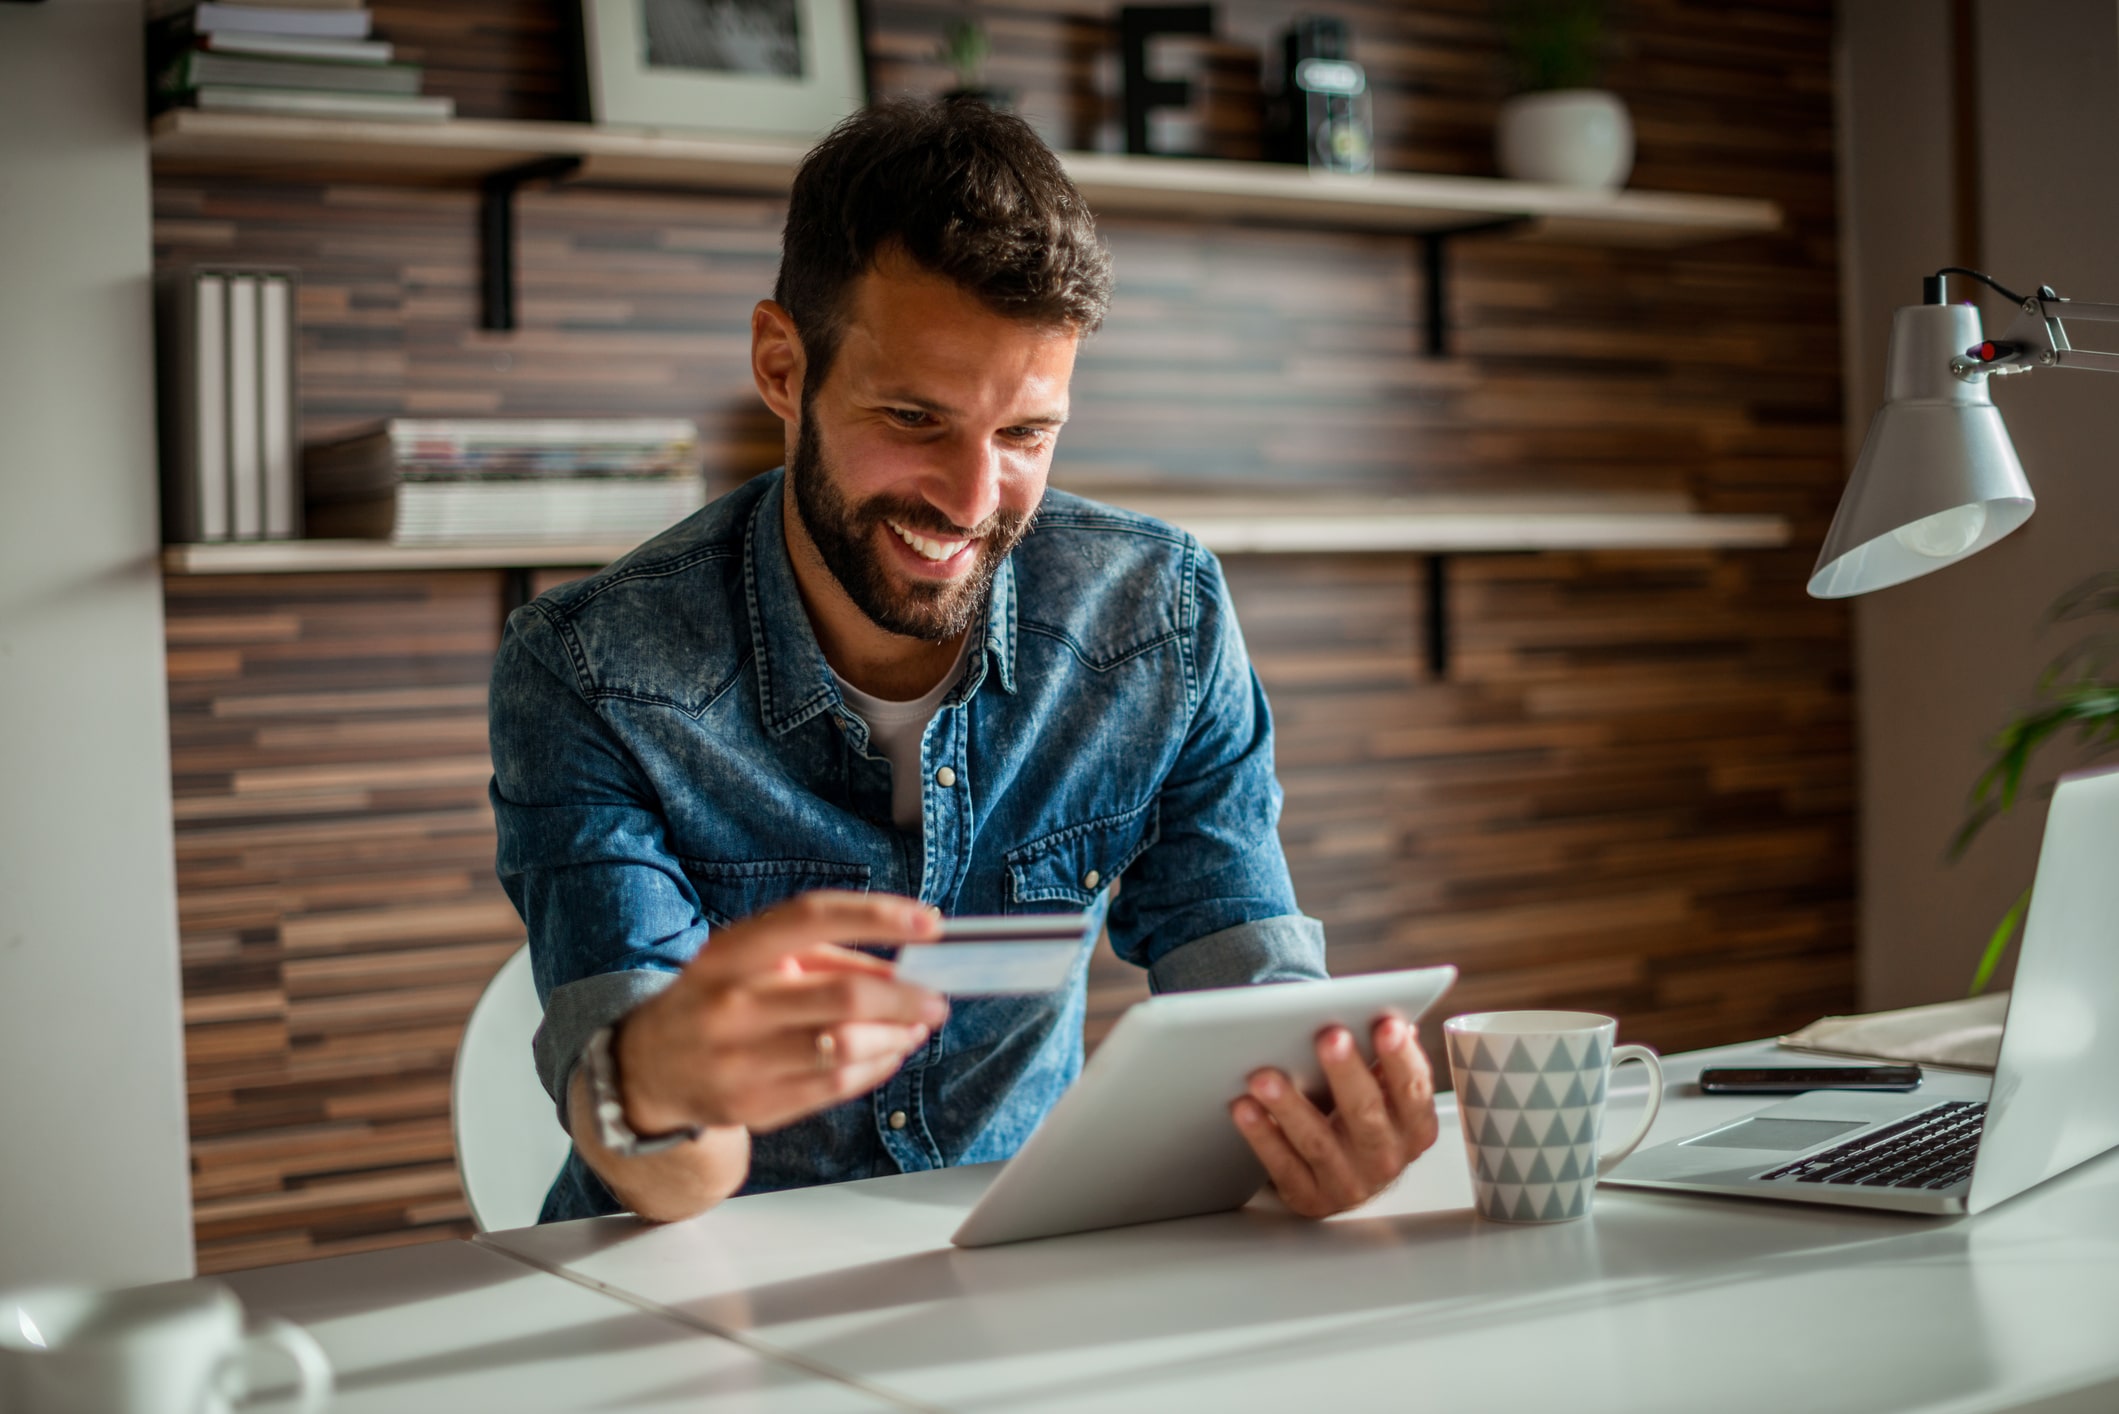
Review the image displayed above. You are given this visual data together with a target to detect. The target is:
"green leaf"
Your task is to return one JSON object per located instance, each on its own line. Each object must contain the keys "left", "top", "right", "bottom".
{"left": 1969, "top": 888, "right": 2031, "bottom": 996}
{"left": 937, "top": 20, "right": 989, "bottom": 86}
{"left": 2041, "top": 631, "right": 2119, "bottom": 688}
{"left": 1947, "top": 799, "right": 2000, "bottom": 861}
{"left": 2045, "top": 571, "right": 2119, "bottom": 626}
{"left": 1502, "top": 0, "right": 1609, "bottom": 91}
{"left": 1953, "top": 573, "right": 2119, "bottom": 994}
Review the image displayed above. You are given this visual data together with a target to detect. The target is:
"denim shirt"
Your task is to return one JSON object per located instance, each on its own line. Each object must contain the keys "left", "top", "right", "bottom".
{"left": 488, "top": 469, "right": 1326, "bottom": 1222}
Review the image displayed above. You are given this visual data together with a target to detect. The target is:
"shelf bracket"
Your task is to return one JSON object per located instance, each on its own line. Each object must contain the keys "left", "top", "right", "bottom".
{"left": 1421, "top": 234, "right": 1450, "bottom": 358}
{"left": 1424, "top": 553, "right": 1451, "bottom": 679}
{"left": 500, "top": 566, "right": 534, "bottom": 633}
{"left": 481, "top": 156, "right": 582, "bottom": 332}
{"left": 1418, "top": 217, "right": 1531, "bottom": 358}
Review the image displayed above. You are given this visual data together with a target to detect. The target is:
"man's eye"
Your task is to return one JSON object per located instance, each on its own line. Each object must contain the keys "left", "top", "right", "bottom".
{"left": 1002, "top": 427, "right": 1048, "bottom": 444}
{"left": 887, "top": 408, "right": 930, "bottom": 427}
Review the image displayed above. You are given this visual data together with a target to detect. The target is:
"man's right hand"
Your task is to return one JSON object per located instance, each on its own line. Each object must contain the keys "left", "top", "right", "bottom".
{"left": 575, "top": 891, "right": 948, "bottom": 1222}
{"left": 620, "top": 890, "right": 949, "bottom": 1134}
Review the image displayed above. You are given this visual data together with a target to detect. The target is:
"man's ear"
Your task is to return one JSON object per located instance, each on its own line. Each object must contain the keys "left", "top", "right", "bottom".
{"left": 751, "top": 300, "right": 806, "bottom": 427}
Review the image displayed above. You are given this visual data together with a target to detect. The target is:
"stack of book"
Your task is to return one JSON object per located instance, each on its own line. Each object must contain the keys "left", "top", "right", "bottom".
{"left": 303, "top": 420, "right": 708, "bottom": 546}
{"left": 157, "top": 267, "right": 300, "bottom": 543}
{"left": 148, "top": 0, "right": 453, "bottom": 122}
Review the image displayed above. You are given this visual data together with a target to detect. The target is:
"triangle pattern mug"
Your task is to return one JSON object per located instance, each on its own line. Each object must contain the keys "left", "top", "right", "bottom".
{"left": 1443, "top": 1010, "right": 1663, "bottom": 1222}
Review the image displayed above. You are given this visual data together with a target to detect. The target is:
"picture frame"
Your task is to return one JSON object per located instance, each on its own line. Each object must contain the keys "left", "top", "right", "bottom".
{"left": 580, "top": 0, "right": 870, "bottom": 140}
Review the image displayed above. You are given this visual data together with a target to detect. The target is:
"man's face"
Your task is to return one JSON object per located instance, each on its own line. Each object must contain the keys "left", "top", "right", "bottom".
{"left": 787, "top": 252, "right": 1078, "bottom": 643}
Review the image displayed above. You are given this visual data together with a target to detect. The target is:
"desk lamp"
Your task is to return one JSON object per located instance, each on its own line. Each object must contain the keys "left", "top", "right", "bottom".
{"left": 1809, "top": 267, "right": 2119, "bottom": 598}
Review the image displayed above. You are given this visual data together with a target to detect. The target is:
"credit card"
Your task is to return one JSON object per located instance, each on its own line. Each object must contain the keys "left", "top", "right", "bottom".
{"left": 893, "top": 913, "right": 1094, "bottom": 995}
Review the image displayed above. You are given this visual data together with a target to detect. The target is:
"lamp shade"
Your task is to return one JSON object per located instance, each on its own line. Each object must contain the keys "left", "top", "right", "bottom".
{"left": 1808, "top": 303, "right": 2036, "bottom": 598}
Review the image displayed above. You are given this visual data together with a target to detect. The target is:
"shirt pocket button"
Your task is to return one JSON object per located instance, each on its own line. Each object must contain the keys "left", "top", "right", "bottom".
{"left": 1082, "top": 870, "right": 1101, "bottom": 890}
{"left": 888, "top": 1110, "right": 908, "bottom": 1130}
{"left": 934, "top": 766, "right": 957, "bottom": 788}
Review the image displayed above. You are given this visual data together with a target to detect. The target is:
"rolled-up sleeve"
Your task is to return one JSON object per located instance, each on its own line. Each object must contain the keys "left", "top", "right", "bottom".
{"left": 1108, "top": 545, "right": 1328, "bottom": 990}
{"left": 489, "top": 603, "right": 704, "bottom": 1125}
{"left": 1145, "top": 914, "right": 1326, "bottom": 992}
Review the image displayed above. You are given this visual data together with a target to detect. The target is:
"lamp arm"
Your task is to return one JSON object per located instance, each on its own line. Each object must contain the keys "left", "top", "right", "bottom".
{"left": 2030, "top": 295, "right": 2119, "bottom": 373}
{"left": 1956, "top": 286, "right": 2119, "bottom": 378}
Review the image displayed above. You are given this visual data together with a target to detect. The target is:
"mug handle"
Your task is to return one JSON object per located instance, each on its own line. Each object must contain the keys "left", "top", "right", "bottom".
{"left": 1595, "top": 1044, "right": 1664, "bottom": 1176}
{"left": 221, "top": 1316, "right": 333, "bottom": 1414}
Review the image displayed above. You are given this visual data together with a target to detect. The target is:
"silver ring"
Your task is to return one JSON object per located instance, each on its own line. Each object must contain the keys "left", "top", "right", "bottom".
{"left": 814, "top": 1029, "right": 838, "bottom": 1071}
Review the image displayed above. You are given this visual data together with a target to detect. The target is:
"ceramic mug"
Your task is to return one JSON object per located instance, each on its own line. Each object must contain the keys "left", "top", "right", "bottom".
{"left": 1444, "top": 1010, "right": 1664, "bottom": 1222}
{"left": 0, "top": 1280, "right": 330, "bottom": 1414}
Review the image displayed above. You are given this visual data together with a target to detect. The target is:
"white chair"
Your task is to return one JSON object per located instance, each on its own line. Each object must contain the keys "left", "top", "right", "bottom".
{"left": 452, "top": 944, "right": 573, "bottom": 1233}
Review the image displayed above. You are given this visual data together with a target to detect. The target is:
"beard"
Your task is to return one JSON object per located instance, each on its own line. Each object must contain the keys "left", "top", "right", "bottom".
{"left": 788, "top": 412, "right": 1032, "bottom": 644}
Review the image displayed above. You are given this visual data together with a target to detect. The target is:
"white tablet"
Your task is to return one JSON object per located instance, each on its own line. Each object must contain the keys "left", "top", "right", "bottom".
{"left": 951, "top": 965, "right": 1458, "bottom": 1247}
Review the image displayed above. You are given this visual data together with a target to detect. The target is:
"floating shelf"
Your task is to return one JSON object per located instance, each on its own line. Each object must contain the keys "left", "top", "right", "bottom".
{"left": 160, "top": 493, "right": 1787, "bottom": 575}
{"left": 162, "top": 539, "right": 642, "bottom": 575}
{"left": 148, "top": 110, "right": 1781, "bottom": 248}
{"left": 1108, "top": 492, "right": 1788, "bottom": 554}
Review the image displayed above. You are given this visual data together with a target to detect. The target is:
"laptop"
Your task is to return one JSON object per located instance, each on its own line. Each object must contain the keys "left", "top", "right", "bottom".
{"left": 1603, "top": 763, "right": 2119, "bottom": 1216}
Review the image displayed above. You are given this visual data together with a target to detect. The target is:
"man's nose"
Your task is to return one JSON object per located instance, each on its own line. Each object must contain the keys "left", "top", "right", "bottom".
{"left": 922, "top": 434, "right": 1003, "bottom": 533}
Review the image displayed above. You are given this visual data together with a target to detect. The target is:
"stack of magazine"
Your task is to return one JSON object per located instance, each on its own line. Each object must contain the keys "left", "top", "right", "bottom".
{"left": 148, "top": 0, "right": 452, "bottom": 122}
{"left": 303, "top": 420, "right": 707, "bottom": 546}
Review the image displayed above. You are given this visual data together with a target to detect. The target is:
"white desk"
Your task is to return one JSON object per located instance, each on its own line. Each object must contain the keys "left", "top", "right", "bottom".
{"left": 481, "top": 1043, "right": 2119, "bottom": 1414}
{"left": 215, "top": 1237, "right": 896, "bottom": 1412}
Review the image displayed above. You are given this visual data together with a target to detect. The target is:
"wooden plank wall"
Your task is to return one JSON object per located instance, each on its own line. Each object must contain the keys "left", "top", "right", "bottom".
{"left": 166, "top": 573, "right": 515, "bottom": 1269}
{"left": 157, "top": 0, "right": 1851, "bottom": 1272}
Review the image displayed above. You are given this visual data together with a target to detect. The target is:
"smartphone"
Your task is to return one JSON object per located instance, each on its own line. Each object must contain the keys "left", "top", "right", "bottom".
{"left": 1696, "top": 1063, "right": 1922, "bottom": 1094}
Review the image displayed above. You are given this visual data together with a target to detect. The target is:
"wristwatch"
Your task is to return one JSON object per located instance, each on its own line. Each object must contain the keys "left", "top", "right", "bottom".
{"left": 583, "top": 1024, "right": 703, "bottom": 1157}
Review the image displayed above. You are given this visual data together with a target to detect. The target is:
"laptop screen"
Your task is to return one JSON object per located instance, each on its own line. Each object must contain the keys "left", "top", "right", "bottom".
{"left": 1969, "top": 764, "right": 2119, "bottom": 1213}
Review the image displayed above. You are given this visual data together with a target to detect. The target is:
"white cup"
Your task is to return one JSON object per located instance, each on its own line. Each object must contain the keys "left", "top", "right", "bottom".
{"left": 0, "top": 1280, "right": 330, "bottom": 1414}
{"left": 1444, "top": 1010, "right": 1664, "bottom": 1222}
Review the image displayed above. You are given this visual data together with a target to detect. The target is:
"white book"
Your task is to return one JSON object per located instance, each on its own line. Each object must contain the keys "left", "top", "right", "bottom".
{"left": 227, "top": 275, "right": 263, "bottom": 539}
{"left": 192, "top": 86, "right": 454, "bottom": 122}
{"left": 260, "top": 276, "right": 296, "bottom": 539}
{"left": 192, "top": 3, "right": 373, "bottom": 39}
{"left": 147, "top": 0, "right": 367, "bottom": 15}
{"left": 195, "top": 274, "right": 230, "bottom": 541}
{"left": 201, "top": 33, "right": 394, "bottom": 63}
{"left": 216, "top": 0, "right": 370, "bottom": 11}
{"left": 391, "top": 481, "right": 706, "bottom": 544}
{"left": 387, "top": 418, "right": 702, "bottom": 446}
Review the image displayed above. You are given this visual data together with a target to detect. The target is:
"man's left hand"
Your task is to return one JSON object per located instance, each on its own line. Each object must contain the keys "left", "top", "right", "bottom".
{"left": 1229, "top": 1014, "right": 1439, "bottom": 1219}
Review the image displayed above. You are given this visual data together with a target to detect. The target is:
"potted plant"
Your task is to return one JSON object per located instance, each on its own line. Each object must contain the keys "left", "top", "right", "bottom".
{"left": 1495, "top": 0, "right": 1632, "bottom": 189}
{"left": 937, "top": 18, "right": 1012, "bottom": 110}
{"left": 1952, "top": 571, "right": 2119, "bottom": 991}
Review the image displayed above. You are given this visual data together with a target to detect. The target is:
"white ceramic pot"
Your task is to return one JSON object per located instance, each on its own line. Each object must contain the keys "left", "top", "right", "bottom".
{"left": 1496, "top": 88, "right": 1634, "bottom": 189}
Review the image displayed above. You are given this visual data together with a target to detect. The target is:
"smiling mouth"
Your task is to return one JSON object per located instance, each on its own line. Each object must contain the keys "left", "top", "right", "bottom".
{"left": 885, "top": 519, "right": 974, "bottom": 563}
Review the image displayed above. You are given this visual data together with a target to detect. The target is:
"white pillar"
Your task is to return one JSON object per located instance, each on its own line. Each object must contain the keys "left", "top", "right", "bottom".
{"left": 0, "top": 0, "right": 196, "bottom": 1285}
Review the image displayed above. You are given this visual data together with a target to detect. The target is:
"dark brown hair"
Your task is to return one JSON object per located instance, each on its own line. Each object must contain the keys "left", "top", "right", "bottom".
{"left": 774, "top": 98, "right": 1114, "bottom": 389}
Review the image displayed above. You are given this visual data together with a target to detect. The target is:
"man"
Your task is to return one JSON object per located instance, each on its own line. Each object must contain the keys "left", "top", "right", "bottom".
{"left": 489, "top": 99, "right": 1439, "bottom": 1225}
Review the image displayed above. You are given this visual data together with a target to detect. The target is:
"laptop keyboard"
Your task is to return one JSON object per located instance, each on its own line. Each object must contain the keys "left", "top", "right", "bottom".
{"left": 1756, "top": 1101, "right": 1987, "bottom": 1190}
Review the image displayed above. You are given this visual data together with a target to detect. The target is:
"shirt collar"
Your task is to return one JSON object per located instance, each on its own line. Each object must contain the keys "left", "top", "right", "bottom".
{"left": 743, "top": 469, "right": 1019, "bottom": 739}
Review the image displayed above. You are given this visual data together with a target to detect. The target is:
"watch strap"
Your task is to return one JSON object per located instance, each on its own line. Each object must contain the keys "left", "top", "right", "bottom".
{"left": 584, "top": 1024, "right": 702, "bottom": 1157}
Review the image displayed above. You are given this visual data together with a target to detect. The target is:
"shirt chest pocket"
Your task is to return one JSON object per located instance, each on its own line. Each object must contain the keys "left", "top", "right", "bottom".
{"left": 680, "top": 857, "right": 872, "bottom": 929}
{"left": 1005, "top": 798, "right": 1159, "bottom": 911}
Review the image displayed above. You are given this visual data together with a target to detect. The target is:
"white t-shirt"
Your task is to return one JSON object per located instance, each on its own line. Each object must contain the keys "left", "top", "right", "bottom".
{"left": 833, "top": 635, "right": 972, "bottom": 834}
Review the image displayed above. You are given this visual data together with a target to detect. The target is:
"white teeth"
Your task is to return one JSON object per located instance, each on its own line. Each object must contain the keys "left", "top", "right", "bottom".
{"left": 887, "top": 520, "right": 969, "bottom": 562}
